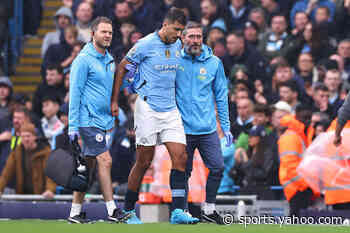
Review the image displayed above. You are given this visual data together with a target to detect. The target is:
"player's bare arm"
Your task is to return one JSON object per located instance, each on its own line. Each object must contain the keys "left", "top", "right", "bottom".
{"left": 111, "top": 58, "right": 132, "bottom": 117}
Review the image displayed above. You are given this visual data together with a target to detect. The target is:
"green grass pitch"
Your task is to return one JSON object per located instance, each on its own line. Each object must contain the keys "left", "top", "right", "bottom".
{"left": 0, "top": 220, "right": 349, "bottom": 233}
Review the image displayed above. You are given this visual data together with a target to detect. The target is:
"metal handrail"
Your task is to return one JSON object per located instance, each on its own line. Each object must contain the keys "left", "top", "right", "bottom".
{"left": 0, "top": 194, "right": 257, "bottom": 202}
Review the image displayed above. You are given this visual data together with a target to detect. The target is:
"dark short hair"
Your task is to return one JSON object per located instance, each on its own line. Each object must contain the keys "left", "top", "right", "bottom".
{"left": 91, "top": 16, "right": 113, "bottom": 33}
{"left": 163, "top": 7, "right": 187, "bottom": 26}
{"left": 42, "top": 94, "right": 61, "bottom": 105}
{"left": 278, "top": 80, "right": 299, "bottom": 93}
{"left": 46, "top": 63, "right": 63, "bottom": 74}
{"left": 271, "top": 13, "right": 287, "bottom": 22}
{"left": 295, "top": 103, "right": 311, "bottom": 114}
{"left": 317, "top": 6, "right": 330, "bottom": 16}
{"left": 314, "top": 82, "right": 329, "bottom": 92}
{"left": 254, "top": 104, "right": 271, "bottom": 117}
{"left": 227, "top": 30, "right": 245, "bottom": 39}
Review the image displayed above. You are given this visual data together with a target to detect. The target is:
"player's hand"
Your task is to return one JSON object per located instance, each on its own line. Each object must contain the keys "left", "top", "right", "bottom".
{"left": 224, "top": 131, "right": 233, "bottom": 147}
{"left": 334, "top": 134, "right": 342, "bottom": 147}
{"left": 111, "top": 101, "right": 119, "bottom": 117}
{"left": 125, "top": 63, "right": 137, "bottom": 80}
{"left": 42, "top": 190, "right": 55, "bottom": 199}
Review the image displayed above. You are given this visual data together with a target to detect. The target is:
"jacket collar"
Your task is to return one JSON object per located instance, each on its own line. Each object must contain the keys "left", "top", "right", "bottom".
{"left": 81, "top": 42, "right": 113, "bottom": 62}
{"left": 19, "top": 143, "right": 50, "bottom": 161}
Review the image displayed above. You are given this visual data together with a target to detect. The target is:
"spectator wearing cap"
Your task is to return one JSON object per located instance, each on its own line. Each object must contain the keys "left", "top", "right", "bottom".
{"left": 200, "top": 0, "right": 227, "bottom": 33}
{"left": 222, "top": 31, "right": 266, "bottom": 81}
{"left": 0, "top": 76, "right": 12, "bottom": 120}
{"left": 41, "top": 6, "right": 74, "bottom": 58}
{"left": 231, "top": 125, "right": 277, "bottom": 199}
{"left": 244, "top": 20, "right": 259, "bottom": 48}
{"left": 0, "top": 122, "right": 56, "bottom": 197}
{"left": 271, "top": 101, "right": 292, "bottom": 138}
{"left": 41, "top": 95, "right": 65, "bottom": 147}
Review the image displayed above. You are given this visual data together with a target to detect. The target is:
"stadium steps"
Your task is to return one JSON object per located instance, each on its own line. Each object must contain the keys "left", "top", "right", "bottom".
{"left": 12, "top": 0, "right": 62, "bottom": 94}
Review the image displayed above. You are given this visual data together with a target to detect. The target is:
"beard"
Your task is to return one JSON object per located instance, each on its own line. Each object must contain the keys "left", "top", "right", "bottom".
{"left": 184, "top": 44, "right": 202, "bottom": 56}
{"left": 95, "top": 39, "right": 111, "bottom": 49}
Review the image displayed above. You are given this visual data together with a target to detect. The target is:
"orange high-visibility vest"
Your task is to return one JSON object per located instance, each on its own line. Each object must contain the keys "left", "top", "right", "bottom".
{"left": 278, "top": 115, "right": 310, "bottom": 201}
{"left": 323, "top": 120, "right": 350, "bottom": 205}
{"left": 327, "top": 119, "right": 350, "bottom": 131}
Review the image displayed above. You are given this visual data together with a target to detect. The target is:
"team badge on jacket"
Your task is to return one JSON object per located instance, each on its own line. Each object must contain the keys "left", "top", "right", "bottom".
{"left": 200, "top": 68, "right": 207, "bottom": 75}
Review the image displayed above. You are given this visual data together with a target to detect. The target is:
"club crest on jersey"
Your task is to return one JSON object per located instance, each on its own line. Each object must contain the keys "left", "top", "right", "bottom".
{"left": 200, "top": 68, "right": 207, "bottom": 75}
{"left": 175, "top": 50, "right": 180, "bottom": 57}
{"left": 96, "top": 133, "right": 104, "bottom": 142}
{"left": 165, "top": 49, "right": 171, "bottom": 58}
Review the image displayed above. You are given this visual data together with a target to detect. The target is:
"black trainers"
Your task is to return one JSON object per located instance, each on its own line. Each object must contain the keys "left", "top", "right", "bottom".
{"left": 67, "top": 212, "right": 92, "bottom": 224}
{"left": 108, "top": 208, "right": 132, "bottom": 223}
{"left": 201, "top": 210, "right": 225, "bottom": 225}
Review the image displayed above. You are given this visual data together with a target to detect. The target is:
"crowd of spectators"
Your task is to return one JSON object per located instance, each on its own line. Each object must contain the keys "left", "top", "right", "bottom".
{"left": 1, "top": 0, "right": 350, "bottom": 202}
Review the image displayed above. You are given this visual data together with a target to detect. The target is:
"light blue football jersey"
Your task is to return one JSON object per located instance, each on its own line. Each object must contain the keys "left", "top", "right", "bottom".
{"left": 126, "top": 31, "right": 182, "bottom": 112}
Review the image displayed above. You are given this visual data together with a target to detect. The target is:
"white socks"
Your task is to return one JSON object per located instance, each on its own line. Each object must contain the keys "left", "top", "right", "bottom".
{"left": 70, "top": 201, "right": 117, "bottom": 217}
{"left": 70, "top": 203, "right": 82, "bottom": 218}
{"left": 202, "top": 202, "right": 216, "bottom": 215}
{"left": 106, "top": 200, "right": 117, "bottom": 216}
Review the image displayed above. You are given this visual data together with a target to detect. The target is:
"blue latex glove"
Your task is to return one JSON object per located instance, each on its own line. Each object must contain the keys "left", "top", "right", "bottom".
{"left": 224, "top": 131, "right": 233, "bottom": 147}
{"left": 125, "top": 63, "right": 137, "bottom": 81}
{"left": 123, "top": 63, "right": 138, "bottom": 93}
{"left": 68, "top": 131, "right": 80, "bottom": 143}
